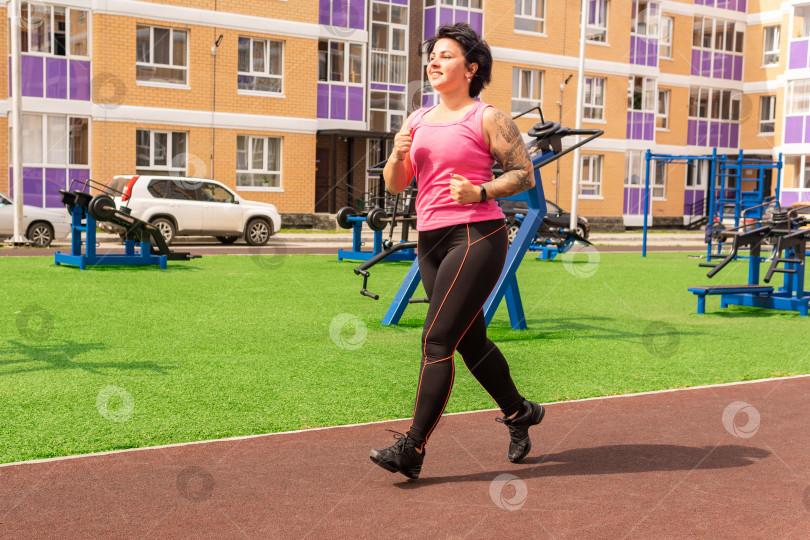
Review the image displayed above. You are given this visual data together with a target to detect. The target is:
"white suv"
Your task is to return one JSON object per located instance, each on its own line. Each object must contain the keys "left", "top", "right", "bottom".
{"left": 99, "top": 175, "right": 282, "bottom": 246}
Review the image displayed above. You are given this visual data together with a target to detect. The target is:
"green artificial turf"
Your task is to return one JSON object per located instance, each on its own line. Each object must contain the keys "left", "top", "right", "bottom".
{"left": 1, "top": 250, "right": 807, "bottom": 464}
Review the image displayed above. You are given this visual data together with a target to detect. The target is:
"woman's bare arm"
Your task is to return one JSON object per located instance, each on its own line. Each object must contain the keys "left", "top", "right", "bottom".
{"left": 480, "top": 108, "right": 534, "bottom": 199}
{"left": 383, "top": 113, "right": 417, "bottom": 195}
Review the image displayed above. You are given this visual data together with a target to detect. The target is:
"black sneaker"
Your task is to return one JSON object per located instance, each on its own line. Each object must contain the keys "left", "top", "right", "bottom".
{"left": 495, "top": 400, "right": 545, "bottom": 463}
{"left": 369, "top": 430, "right": 425, "bottom": 480}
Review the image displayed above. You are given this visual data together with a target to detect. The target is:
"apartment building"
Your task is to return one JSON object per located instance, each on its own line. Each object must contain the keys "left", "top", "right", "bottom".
{"left": 2, "top": 0, "right": 809, "bottom": 227}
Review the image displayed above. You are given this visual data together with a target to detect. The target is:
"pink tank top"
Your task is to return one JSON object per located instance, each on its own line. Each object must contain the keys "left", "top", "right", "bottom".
{"left": 408, "top": 100, "right": 505, "bottom": 231}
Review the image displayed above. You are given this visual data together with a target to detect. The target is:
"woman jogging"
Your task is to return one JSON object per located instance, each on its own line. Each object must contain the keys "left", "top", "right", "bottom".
{"left": 369, "top": 22, "right": 545, "bottom": 480}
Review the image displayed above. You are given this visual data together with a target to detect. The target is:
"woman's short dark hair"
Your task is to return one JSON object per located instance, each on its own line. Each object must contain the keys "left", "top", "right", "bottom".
{"left": 423, "top": 23, "right": 492, "bottom": 98}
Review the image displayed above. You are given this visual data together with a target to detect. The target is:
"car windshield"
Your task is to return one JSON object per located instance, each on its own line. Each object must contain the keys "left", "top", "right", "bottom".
{"left": 0, "top": 192, "right": 11, "bottom": 205}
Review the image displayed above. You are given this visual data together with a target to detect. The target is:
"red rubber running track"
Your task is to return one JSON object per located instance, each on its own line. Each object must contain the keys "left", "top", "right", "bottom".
{"left": 1, "top": 376, "right": 808, "bottom": 538}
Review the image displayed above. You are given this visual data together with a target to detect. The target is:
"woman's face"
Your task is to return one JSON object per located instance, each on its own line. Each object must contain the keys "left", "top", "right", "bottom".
{"left": 426, "top": 37, "right": 475, "bottom": 94}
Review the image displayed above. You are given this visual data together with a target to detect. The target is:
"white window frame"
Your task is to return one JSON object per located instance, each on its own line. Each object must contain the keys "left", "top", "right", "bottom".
{"left": 511, "top": 68, "right": 543, "bottom": 116}
{"left": 631, "top": 0, "right": 659, "bottom": 38}
{"left": 579, "top": 154, "right": 603, "bottom": 198}
{"left": 788, "top": 80, "right": 810, "bottom": 115}
{"left": 656, "top": 89, "right": 670, "bottom": 130}
{"left": 762, "top": 26, "right": 780, "bottom": 66}
{"left": 586, "top": 0, "right": 609, "bottom": 43}
{"left": 135, "top": 25, "right": 189, "bottom": 87}
{"left": 237, "top": 36, "right": 283, "bottom": 96}
{"left": 652, "top": 161, "right": 666, "bottom": 200}
{"left": 583, "top": 76, "right": 605, "bottom": 121}
{"left": 659, "top": 15, "right": 673, "bottom": 59}
{"left": 514, "top": 0, "right": 546, "bottom": 35}
{"left": 236, "top": 135, "right": 283, "bottom": 191}
{"left": 624, "top": 149, "right": 644, "bottom": 188}
{"left": 135, "top": 129, "right": 188, "bottom": 176}
{"left": 759, "top": 95, "right": 776, "bottom": 134}
{"left": 18, "top": 113, "right": 91, "bottom": 167}
{"left": 368, "top": 1, "right": 407, "bottom": 132}
{"left": 628, "top": 76, "right": 656, "bottom": 113}
{"left": 18, "top": 3, "right": 91, "bottom": 59}
{"left": 692, "top": 17, "right": 745, "bottom": 54}
{"left": 793, "top": 5, "right": 810, "bottom": 39}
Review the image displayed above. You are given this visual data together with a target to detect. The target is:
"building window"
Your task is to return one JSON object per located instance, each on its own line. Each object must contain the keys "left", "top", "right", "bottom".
{"left": 652, "top": 161, "right": 666, "bottom": 199}
{"left": 586, "top": 0, "right": 608, "bottom": 42}
{"left": 759, "top": 96, "right": 776, "bottom": 134}
{"left": 656, "top": 89, "right": 669, "bottom": 130}
{"left": 625, "top": 150, "right": 643, "bottom": 187}
{"left": 631, "top": 0, "right": 659, "bottom": 37}
{"left": 579, "top": 155, "right": 602, "bottom": 196}
{"left": 788, "top": 80, "right": 810, "bottom": 114}
{"left": 236, "top": 136, "right": 282, "bottom": 189}
{"left": 794, "top": 5, "right": 810, "bottom": 39}
{"left": 688, "top": 87, "right": 741, "bottom": 121}
{"left": 135, "top": 129, "right": 187, "bottom": 175}
{"left": 19, "top": 3, "right": 89, "bottom": 57}
{"left": 238, "top": 37, "right": 283, "bottom": 93}
{"left": 136, "top": 25, "right": 188, "bottom": 85}
{"left": 628, "top": 76, "right": 656, "bottom": 112}
{"left": 367, "top": 1, "right": 407, "bottom": 131}
{"left": 692, "top": 17, "right": 744, "bottom": 53}
{"left": 763, "top": 26, "right": 780, "bottom": 65}
{"left": 583, "top": 76, "right": 605, "bottom": 120}
{"left": 515, "top": 0, "right": 545, "bottom": 34}
{"left": 659, "top": 16, "right": 673, "bottom": 58}
{"left": 19, "top": 114, "right": 89, "bottom": 166}
{"left": 511, "top": 68, "right": 542, "bottom": 115}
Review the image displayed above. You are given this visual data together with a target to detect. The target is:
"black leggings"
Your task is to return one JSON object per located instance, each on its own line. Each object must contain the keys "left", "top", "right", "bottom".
{"left": 406, "top": 219, "right": 524, "bottom": 448}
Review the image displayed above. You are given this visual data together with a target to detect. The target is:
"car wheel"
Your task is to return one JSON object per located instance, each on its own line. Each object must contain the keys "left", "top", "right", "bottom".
{"left": 216, "top": 236, "right": 239, "bottom": 244}
{"left": 151, "top": 218, "right": 176, "bottom": 245}
{"left": 507, "top": 223, "right": 520, "bottom": 243}
{"left": 27, "top": 221, "right": 54, "bottom": 248}
{"left": 575, "top": 226, "right": 588, "bottom": 239}
{"left": 245, "top": 218, "right": 271, "bottom": 246}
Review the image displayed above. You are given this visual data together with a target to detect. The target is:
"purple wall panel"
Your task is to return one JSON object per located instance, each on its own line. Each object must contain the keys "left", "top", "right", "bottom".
{"left": 633, "top": 112, "right": 643, "bottom": 139}
{"left": 648, "top": 39, "right": 658, "bottom": 67}
{"left": 333, "top": 0, "right": 348, "bottom": 28}
{"left": 319, "top": 0, "right": 330, "bottom": 25}
{"left": 643, "top": 113, "right": 654, "bottom": 140}
{"left": 687, "top": 120, "right": 697, "bottom": 146}
{"left": 733, "top": 55, "right": 743, "bottom": 80}
{"left": 629, "top": 36, "right": 636, "bottom": 65}
{"left": 370, "top": 83, "right": 387, "bottom": 90}
{"left": 730, "top": 123, "right": 739, "bottom": 147}
{"left": 455, "top": 9, "right": 469, "bottom": 24}
{"left": 69, "top": 169, "right": 90, "bottom": 192}
{"left": 69, "top": 61, "right": 91, "bottom": 101}
{"left": 719, "top": 123, "right": 729, "bottom": 148}
{"left": 626, "top": 111, "right": 632, "bottom": 139}
{"left": 45, "top": 168, "right": 66, "bottom": 208}
{"left": 717, "top": 0, "right": 727, "bottom": 9}
{"left": 697, "top": 121, "right": 708, "bottom": 146}
{"left": 684, "top": 190, "right": 694, "bottom": 214}
{"left": 805, "top": 115, "right": 810, "bottom": 143}
{"left": 723, "top": 54, "right": 733, "bottom": 79}
{"left": 691, "top": 50, "right": 700, "bottom": 76}
{"left": 23, "top": 168, "right": 43, "bottom": 207}
{"left": 709, "top": 122, "right": 720, "bottom": 147}
{"left": 789, "top": 41, "right": 809, "bottom": 70}
{"left": 781, "top": 191, "right": 799, "bottom": 206}
{"left": 46, "top": 58, "right": 68, "bottom": 99}
{"left": 424, "top": 7, "right": 436, "bottom": 39}
{"left": 702, "top": 50, "right": 712, "bottom": 76}
{"left": 389, "top": 85, "right": 405, "bottom": 92}
{"left": 347, "top": 86, "right": 363, "bottom": 121}
{"left": 737, "top": 0, "right": 746, "bottom": 12}
{"left": 713, "top": 52, "right": 724, "bottom": 78}
{"left": 630, "top": 188, "right": 641, "bottom": 214}
{"left": 391, "top": 0, "right": 408, "bottom": 4}
{"left": 22, "top": 55, "right": 44, "bottom": 97}
{"left": 330, "top": 85, "right": 346, "bottom": 120}
{"left": 469, "top": 11, "right": 483, "bottom": 34}
{"left": 349, "top": 0, "right": 365, "bottom": 29}
{"left": 785, "top": 116, "right": 803, "bottom": 144}
{"left": 439, "top": 7, "right": 453, "bottom": 28}
{"left": 317, "top": 83, "right": 329, "bottom": 118}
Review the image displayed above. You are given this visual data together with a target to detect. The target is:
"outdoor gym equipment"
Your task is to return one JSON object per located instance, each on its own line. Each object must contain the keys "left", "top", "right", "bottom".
{"left": 688, "top": 204, "right": 810, "bottom": 316}
{"left": 54, "top": 179, "right": 200, "bottom": 270}
{"left": 353, "top": 108, "right": 603, "bottom": 329}
{"left": 508, "top": 212, "right": 591, "bottom": 260}
{"left": 642, "top": 149, "right": 782, "bottom": 258}
{"left": 335, "top": 184, "right": 417, "bottom": 262}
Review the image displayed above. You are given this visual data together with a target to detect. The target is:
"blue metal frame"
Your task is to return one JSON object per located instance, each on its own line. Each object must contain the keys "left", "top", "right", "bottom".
{"left": 337, "top": 215, "right": 416, "bottom": 263}
{"left": 381, "top": 150, "right": 550, "bottom": 329}
{"left": 54, "top": 203, "right": 167, "bottom": 270}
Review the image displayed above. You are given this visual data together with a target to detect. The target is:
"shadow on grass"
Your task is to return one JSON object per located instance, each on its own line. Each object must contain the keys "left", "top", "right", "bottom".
{"left": 0, "top": 339, "right": 174, "bottom": 376}
{"left": 488, "top": 316, "right": 705, "bottom": 343}
{"left": 395, "top": 444, "right": 770, "bottom": 488}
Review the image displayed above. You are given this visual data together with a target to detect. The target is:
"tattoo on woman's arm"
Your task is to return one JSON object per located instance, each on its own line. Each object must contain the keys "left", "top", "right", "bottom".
{"left": 486, "top": 111, "right": 533, "bottom": 198}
